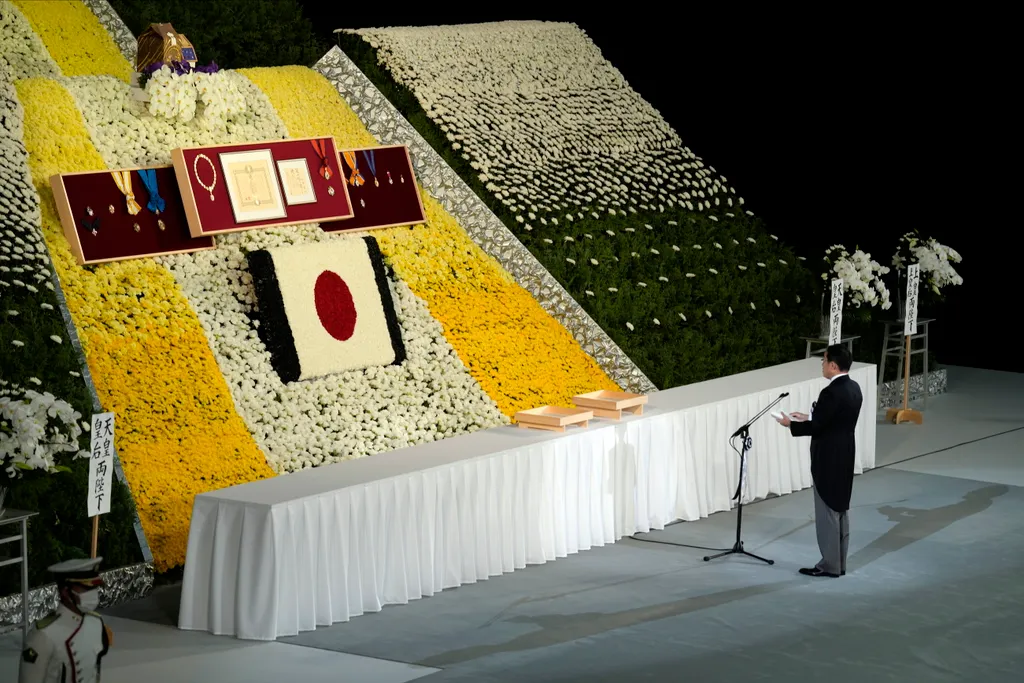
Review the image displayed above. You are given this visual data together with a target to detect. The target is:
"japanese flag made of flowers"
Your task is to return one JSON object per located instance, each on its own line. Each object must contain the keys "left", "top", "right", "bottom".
{"left": 247, "top": 236, "right": 405, "bottom": 383}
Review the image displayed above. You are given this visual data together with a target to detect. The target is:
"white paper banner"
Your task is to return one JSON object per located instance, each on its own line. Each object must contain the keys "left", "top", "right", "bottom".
{"left": 87, "top": 412, "right": 115, "bottom": 517}
{"left": 829, "top": 278, "right": 844, "bottom": 345}
{"left": 739, "top": 435, "right": 752, "bottom": 503}
{"left": 904, "top": 264, "right": 920, "bottom": 336}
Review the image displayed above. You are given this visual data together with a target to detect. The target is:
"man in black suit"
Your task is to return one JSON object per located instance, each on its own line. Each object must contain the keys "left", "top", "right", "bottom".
{"left": 777, "top": 344, "right": 863, "bottom": 577}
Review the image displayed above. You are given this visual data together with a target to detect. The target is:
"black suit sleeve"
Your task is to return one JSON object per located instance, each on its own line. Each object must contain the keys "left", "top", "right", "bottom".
{"left": 790, "top": 387, "right": 841, "bottom": 437}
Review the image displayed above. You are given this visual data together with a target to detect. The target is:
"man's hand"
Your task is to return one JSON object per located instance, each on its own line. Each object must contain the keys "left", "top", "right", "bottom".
{"left": 777, "top": 414, "right": 792, "bottom": 427}
{"left": 789, "top": 412, "right": 809, "bottom": 422}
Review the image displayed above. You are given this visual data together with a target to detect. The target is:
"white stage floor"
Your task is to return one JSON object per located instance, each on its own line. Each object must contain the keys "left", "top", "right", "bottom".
{"left": 2, "top": 365, "right": 1021, "bottom": 682}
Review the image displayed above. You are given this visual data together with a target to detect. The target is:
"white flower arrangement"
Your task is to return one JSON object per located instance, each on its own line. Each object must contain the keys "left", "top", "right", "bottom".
{"left": 349, "top": 22, "right": 740, "bottom": 220}
{"left": 64, "top": 72, "right": 284, "bottom": 169}
{"left": 891, "top": 231, "right": 963, "bottom": 295}
{"left": 821, "top": 245, "right": 892, "bottom": 309}
{"left": 144, "top": 64, "right": 247, "bottom": 128}
{"left": 1, "top": 384, "right": 88, "bottom": 477}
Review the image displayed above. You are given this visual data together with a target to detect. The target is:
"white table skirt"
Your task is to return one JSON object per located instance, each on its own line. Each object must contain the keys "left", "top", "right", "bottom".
{"left": 179, "top": 360, "right": 876, "bottom": 640}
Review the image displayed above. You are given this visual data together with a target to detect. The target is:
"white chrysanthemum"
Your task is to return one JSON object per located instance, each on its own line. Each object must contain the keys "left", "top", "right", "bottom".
{"left": 349, "top": 22, "right": 734, "bottom": 221}
{"left": 160, "top": 228, "right": 508, "bottom": 472}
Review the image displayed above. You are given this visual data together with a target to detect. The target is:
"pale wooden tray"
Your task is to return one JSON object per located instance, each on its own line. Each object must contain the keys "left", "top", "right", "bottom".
{"left": 514, "top": 406, "right": 594, "bottom": 433}
{"left": 572, "top": 390, "right": 648, "bottom": 420}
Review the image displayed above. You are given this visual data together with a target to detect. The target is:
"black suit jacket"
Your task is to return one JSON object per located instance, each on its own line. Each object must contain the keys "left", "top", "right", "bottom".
{"left": 789, "top": 374, "right": 863, "bottom": 512}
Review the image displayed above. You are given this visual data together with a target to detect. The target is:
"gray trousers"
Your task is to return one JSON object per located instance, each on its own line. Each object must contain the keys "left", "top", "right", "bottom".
{"left": 813, "top": 486, "right": 849, "bottom": 575}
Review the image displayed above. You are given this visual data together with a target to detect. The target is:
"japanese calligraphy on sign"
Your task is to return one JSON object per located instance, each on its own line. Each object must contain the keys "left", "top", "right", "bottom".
{"left": 828, "top": 278, "right": 844, "bottom": 346}
{"left": 904, "top": 264, "right": 920, "bottom": 336}
{"left": 87, "top": 412, "right": 115, "bottom": 517}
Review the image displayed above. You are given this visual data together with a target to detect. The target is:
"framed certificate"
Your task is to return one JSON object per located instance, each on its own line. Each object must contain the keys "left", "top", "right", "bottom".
{"left": 277, "top": 158, "right": 317, "bottom": 206}
{"left": 219, "top": 149, "right": 288, "bottom": 223}
{"left": 172, "top": 137, "right": 354, "bottom": 237}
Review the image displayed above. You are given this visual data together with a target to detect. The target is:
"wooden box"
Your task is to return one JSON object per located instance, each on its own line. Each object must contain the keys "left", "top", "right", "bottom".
{"left": 49, "top": 166, "right": 216, "bottom": 266}
{"left": 321, "top": 145, "right": 427, "bottom": 233}
{"left": 514, "top": 406, "right": 594, "bottom": 433}
{"left": 572, "top": 390, "right": 648, "bottom": 420}
{"left": 171, "top": 137, "right": 354, "bottom": 237}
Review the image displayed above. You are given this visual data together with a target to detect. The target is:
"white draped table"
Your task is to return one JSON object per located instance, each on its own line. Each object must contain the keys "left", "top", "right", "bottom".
{"left": 179, "top": 359, "right": 876, "bottom": 640}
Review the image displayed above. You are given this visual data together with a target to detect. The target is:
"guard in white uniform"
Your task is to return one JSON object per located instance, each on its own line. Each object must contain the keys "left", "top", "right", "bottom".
{"left": 19, "top": 557, "right": 112, "bottom": 683}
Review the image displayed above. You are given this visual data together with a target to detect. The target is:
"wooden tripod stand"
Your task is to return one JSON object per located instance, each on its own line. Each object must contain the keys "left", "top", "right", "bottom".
{"left": 885, "top": 333, "right": 923, "bottom": 424}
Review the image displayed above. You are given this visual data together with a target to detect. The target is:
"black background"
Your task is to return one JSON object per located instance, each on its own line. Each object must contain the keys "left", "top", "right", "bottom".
{"left": 297, "top": 5, "right": 1016, "bottom": 372}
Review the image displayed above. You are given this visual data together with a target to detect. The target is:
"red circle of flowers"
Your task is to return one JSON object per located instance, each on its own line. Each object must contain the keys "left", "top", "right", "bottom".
{"left": 313, "top": 270, "right": 357, "bottom": 341}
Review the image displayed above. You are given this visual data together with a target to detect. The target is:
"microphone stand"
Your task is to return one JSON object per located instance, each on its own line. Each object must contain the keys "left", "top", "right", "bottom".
{"left": 703, "top": 392, "right": 789, "bottom": 565}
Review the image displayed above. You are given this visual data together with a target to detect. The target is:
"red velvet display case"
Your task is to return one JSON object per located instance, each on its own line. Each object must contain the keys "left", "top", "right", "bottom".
{"left": 171, "top": 136, "right": 355, "bottom": 237}
{"left": 321, "top": 145, "right": 427, "bottom": 233}
{"left": 49, "top": 166, "right": 216, "bottom": 266}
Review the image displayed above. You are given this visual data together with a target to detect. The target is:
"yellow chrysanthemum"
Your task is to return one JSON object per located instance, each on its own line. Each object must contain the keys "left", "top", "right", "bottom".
{"left": 11, "top": 0, "right": 131, "bottom": 82}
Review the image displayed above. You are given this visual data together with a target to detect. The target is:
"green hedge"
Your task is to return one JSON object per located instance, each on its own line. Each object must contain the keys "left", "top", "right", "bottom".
{"left": 0, "top": 283, "right": 143, "bottom": 589}
{"left": 108, "top": 0, "right": 329, "bottom": 69}
{"left": 335, "top": 33, "right": 820, "bottom": 388}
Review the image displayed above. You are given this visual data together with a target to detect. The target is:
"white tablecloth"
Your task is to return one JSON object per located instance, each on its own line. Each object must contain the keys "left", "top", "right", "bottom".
{"left": 179, "top": 359, "right": 876, "bottom": 640}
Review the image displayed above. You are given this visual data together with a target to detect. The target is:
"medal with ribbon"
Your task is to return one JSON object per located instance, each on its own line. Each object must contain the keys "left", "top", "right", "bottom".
{"left": 111, "top": 170, "right": 142, "bottom": 215}
{"left": 362, "top": 149, "right": 379, "bottom": 187}
{"left": 342, "top": 151, "right": 365, "bottom": 187}
{"left": 310, "top": 139, "right": 334, "bottom": 181}
{"left": 136, "top": 169, "right": 166, "bottom": 215}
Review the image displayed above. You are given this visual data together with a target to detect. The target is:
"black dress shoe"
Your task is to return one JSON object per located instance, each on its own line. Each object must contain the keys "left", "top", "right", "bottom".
{"left": 799, "top": 567, "right": 840, "bottom": 578}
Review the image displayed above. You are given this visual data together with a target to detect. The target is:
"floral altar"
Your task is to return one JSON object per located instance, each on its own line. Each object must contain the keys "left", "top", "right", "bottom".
{"left": 0, "top": 0, "right": 618, "bottom": 577}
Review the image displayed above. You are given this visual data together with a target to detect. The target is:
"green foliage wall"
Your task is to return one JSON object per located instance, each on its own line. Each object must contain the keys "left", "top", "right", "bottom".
{"left": 1, "top": 280, "right": 143, "bottom": 589}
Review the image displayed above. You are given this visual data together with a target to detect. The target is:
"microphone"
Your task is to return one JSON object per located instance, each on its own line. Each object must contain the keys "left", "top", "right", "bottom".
{"left": 730, "top": 392, "right": 790, "bottom": 438}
